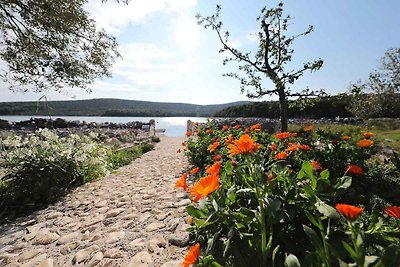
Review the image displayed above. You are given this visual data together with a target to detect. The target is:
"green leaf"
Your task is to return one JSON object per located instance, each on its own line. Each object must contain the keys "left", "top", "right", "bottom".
{"left": 186, "top": 206, "right": 206, "bottom": 218}
{"left": 212, "top": 199, "right": 219, "bottom": 211}
{"left": 315, "top": 201, "right": 339, "bottom": 219}
{"left": 337, "top": 176, "right": 352, "bottom": 190}
{"left": 201, "top": 255, "right": 224, "bottom": 267}
{"left": 285, "top": 254, "right": 301, "bottom": 267}
{"left": 342, "top": 241, "right": 357, "bottom": 260}
{"left": 320, "top": 169, "right": 330, "bottom": 180}
{"left": 272, "top": 245, "right": 280, "bottom": 267}
{"left": 303, "top": 225, "right": 323, "bottom": 251}
{"left": 264, "top": 197, "right": 282, "bottom": 217}
{"left": 378, "top": 245, "right": 400, "bottom": 267}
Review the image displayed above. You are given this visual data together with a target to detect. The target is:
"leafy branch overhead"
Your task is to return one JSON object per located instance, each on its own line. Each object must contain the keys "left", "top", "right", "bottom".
{"left": 0, "top": 0, "right": 128, "bottom": 93}
{"left": 197, "top": 2, "right": 324, "bottom": 131}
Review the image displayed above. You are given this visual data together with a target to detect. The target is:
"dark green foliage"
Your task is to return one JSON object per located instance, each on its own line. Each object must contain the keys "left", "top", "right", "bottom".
{"left": 140, "top": 143, "right": 154, "bottom": 153}
{"left": 215, "top": 96, "right": 352, "bottom": 118}
{"left": 106, "top": 146, "right": 142, "bottom": 169}
{"left": 0, "top": 0, "right": 121, "bottom": 92}
{"left": 0, "top": 98, "right": 249, "bottom": 116}
{"left": 151, "top": 136, "right": 160, "bottom": 143}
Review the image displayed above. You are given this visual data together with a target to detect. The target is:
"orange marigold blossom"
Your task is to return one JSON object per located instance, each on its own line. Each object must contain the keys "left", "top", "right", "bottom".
{"left": 311, "top": 160, "right": 321, "bottom": 170}
{"left": 175, "top": 173, "right": 188, "bottom": 191}
{"left": 245, "top": 128, "right": 250, "bottom": 134}
{"left": 250, "top": 123, "right": 261, "bottom": 131}
{"left": 268, "top": 144, "right": 277, "bottom": 151}
{"left": 206, "top": 161, "right": 221, "bottom": 176}
{"left": 304, "top": 125, "right": 313, "bottom": 132}
{"left": 341, "top": 135, "right": 351, "bottom": 141}
{"left": 291, "top": 132, "right": 298, "bottom": 137}
{"left": 213, "top": 154, "right": 222, "bottom": 161}
{"left": 194, "top": 130, "right": 199, "bottom": 135}
{"left": 275, "top": 132, "right": 291, "bottom": 139}
{"left": 357, "top": 139, "right": 374, "bottom": 148}
{"left": 205, "top": 129, "right": 212, "bottom": 134}
{"left": 176, "top": 148, "right": 181, "bottom": 153}
{"left": 191, "top": 167, "right": 200, "bottom": 175}
{"left": 346, "top": 164, "right": 364, "bottom": 176}
{"left": 189, "top": 174, "right": 220, "bottom": 202}
{"left": 209, "top": 141, "right": 220, "bottom": 152}
{"left": 234, "top": 125, "right": 241, "bottom": 130}
{"left": 286, "top": 144, "right": 299, "bottom": 152}
{"left": 187, "top": 216, "right": 193, "bottom": 225}
{"left": 194, "top": 122, "right": 199, "bottom": 126}
{"left": 183, "top": 243, "right": 200, "bottom": 267}
{"left": 222, "top": 125, "right": 229, "bottom": 131}
{"left": 362, "top": 132, "right": 375, "bottom": 139}
{"left": 275, "top": 151, "right": 289, "bottom": 160}
{"left": 384, "top": 206, "right": 400, "bottom": 219}
{"left": 299, "top": 144, "right": 311, "bottom": 150}
{"left": 335, "top": 204, "right": 363, "bottom": 221}
{"left": 185, "top": 131, "right": 191, "bottom": 137}
{"left": 228, "top": 134, "right": 260, "bottom": 156}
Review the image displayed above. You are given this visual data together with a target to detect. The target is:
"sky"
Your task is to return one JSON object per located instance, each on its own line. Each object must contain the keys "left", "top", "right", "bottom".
{"left": 1, "top": 0, "right": 400, "bottom": 104}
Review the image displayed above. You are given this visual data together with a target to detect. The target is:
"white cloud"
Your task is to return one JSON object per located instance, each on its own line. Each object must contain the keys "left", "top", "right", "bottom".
{"left": 86, "top": 0, "right": 197, "bottom": 33}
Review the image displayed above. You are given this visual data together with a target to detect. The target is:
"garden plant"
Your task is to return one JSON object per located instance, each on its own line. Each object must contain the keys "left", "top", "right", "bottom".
{"left": 178, "top": 122, "right": 400, "bottom": 266}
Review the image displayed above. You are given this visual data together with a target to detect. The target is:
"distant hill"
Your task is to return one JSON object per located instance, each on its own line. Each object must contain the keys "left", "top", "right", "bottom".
{"left": 0, "top": 98, "right": 250, "bottom": 117}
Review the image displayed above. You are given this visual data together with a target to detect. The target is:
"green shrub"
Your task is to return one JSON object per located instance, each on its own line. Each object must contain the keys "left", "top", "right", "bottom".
{"left": 106, "top": 146, "right": 141, "bottom": 169}
{"left": 140, "top": 142, "right": 154, "bottom": 153}
{"left": 151, "top": 136, "right": 160, "bottom": 142}
{"left": 0, "top": 129, "right": 109, "bottom": 221}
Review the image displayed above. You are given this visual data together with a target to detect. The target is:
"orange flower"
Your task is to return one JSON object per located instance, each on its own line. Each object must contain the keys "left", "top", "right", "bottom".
{"left": 346, "top": 164, "right": 364, "bottom": 176}
{"left": 183, "top": 243, "right": 200, "bottom": 267}
{"left": 209, "top": 141, "right": 220, "bottom": 152}
{"left": 228, "top": 134, "right": 260, "bottom": 156}
{"left": 362, "top": 132, "right": 375, "bottom": 139}
{"left": 299, "top": 144, "right": 311, "bottom": 151}
{"left": 384, "top": 206, "right": 400, "bottom": 219}
{"left": 304, "top": 125, "right": 313, "bottom": 132}
{"left": 187, "top": 216, "right": 193, "bottom": 225}
{"left": 194, "top": 122, "right": 199, "bottom": 126}
{"left": 176, "top": 148, "right": 181, "bottom": 153}
{"left": 213, "top": 154, "right": 222, "bottom": 161}
{"left": 291, "top": 132, "right": 298, "bottom": 137}
{"left": 189, "top": 174, "right": 219, "bottom": 202}
{"left": 311, "top": 160, "right": 321, "bottom": 170}
{"left": 205, "top": 129, "right": 212, "bottom": 134}
{"left": 268, "top": 144, "right": 277, "bottom": 151}
{"left": 194, "top": 130, "right": 199, "bottom": 135}
{"left": 275, "top": 151, "right": 289, "bottom": 160}
{"left": 286, "top": 144, "right": 299, "bottom": 152}
{"left": 335, "top": 204, "right": 363, "bottom": 221}
{"left": 245, "top": 128, "right": 250, "bottom": 134}
{"left": 275, "top": 132, "right": 291, "bottom": 139}
{"left": 222, "top": 125, "right": 229, "bottom": 131}
{"left": 185, "top": 131, "right": 191, "bottom": 137}
{"left": 175, "top": 173, "right": 188, "bottom": 191}
{"left": 206, "top": 161, "right": 221, "bottom": 176}
{"left": 357, "top": 139, "right": 374, "bottom": 148}
{"left": 341, "top": 135, "right": 351, "bottom": 141}
{"left": 191, "top": 167, "right": 200, "bottom": 175}
{"left": 250, "top": 123, "right": 261, "bottom": 131}
{"left": 234, "top": 125, "right": 241, "bottom": 130}
{"left": 181, "top": 141, "right": 187, "bottom": 146}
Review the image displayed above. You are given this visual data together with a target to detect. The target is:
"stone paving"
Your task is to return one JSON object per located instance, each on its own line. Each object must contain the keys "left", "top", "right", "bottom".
{"left": 0, "top": 136, "right": 190, "bottom": 267}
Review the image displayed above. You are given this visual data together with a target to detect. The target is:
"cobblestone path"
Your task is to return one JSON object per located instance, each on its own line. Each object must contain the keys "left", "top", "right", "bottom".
{"left": 0, "top": 136, "right": 190, "bottom": 267}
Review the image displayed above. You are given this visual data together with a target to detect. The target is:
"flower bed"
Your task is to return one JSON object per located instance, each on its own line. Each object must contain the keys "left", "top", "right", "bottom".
{"left": 178, "top": 122, "right": 400, "bottom": 266}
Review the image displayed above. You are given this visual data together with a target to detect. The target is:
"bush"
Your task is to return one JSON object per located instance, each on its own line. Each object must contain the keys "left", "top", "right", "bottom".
{"left": 106, "top": 146, "right": 142, "bottom": 169}
{"left": 140, "top": 142, "right": 154, "bottom": 153}
{"left": 0, "top": 129, "right": 109, "bottom": 221}
{"left": 151, "top": 136, "right": 160, "bottom": 142}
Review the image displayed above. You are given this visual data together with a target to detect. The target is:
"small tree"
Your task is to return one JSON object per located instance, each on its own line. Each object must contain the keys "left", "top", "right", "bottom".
{"left": 0, "top": 0, "right": 129, "bottom": 93}
{"left": 349, "top": 48, "right": 400, "bottom": 118}
{"left": 197, "top": 3, "right": 324, "bottom": 131}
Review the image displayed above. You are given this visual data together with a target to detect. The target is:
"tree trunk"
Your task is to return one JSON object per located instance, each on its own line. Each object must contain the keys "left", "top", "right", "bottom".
{"left": 278, "top": 89, "right": 288, "bottom": 132}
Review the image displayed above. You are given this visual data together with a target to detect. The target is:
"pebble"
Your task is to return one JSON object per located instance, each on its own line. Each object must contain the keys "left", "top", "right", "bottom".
{"left": 145, "top": 222, "right": 165, "bottom": 232}
{"left": 87, "top": 252, "right": 103, "bottom": 267}
{"left": 105, "top": 208, "right": 126, "bottom": 218}
{"left": 72, "top": 245, "right": 99, "bottom": 264}
{"left": 104, "top": 248, "right": 125, "bottom": 259}
{"left": 32, "top": 230, "right": 60, "bottom": 245}
{"left": 18, "top": 249, "right": 42, "bottom": 262}
{"left": 161, "top": 260, "right": 183, "bottom": 267}
{"left": 56, "top": 232, "right": 80, "bottom": 245}
{"left": 126, "top": 251, "right": 153, "bottom": 267}
{"left": 105, "top": 231, "right": 125, "bottom": 243}
{"left": 168, "top": 232, "right": 190, "bottom": 247}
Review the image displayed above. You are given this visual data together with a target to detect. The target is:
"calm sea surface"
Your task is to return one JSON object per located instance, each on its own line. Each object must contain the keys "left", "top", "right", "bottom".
{"left": 0, "top": 116, "right": 207, "bottom": 137}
